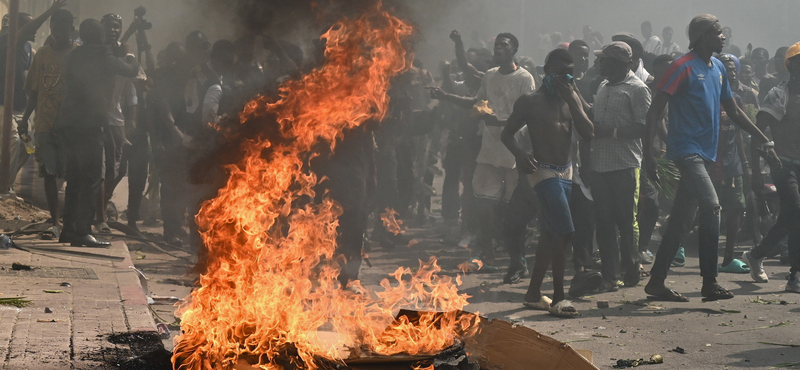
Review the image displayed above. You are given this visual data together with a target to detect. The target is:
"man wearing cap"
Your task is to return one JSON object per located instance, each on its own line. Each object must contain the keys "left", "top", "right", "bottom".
{"left": 743, "top": 42, "right": 800, "bottom": 293}
{"left": 642, "top": 14, "right": 780, "bottom": 302}
{"left": 586, "top": 42, "right": 652, "bottom": 291}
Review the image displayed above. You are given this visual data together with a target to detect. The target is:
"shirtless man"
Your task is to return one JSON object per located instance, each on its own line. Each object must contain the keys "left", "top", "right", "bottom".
{"left": 743, "top": 42, "right": 800, "bottom": 292}
{"left": 501, "top": 49, "right": 594, "bottom": 317}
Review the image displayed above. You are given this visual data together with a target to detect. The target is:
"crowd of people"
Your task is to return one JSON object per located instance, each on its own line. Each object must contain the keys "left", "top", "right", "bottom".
{"left": 2, "top": 2, "right": 799, "bottom": 319}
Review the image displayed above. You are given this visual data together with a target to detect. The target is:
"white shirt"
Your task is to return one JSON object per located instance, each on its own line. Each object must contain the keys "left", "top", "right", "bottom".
{"left": 656, "top": 42, "right": 681, "bottom": 56}
{"left": 643, "top": 36, "right": 662, "bottom": 55}
{"left": 474, "top": 66, "right": 536, "bottom": 168}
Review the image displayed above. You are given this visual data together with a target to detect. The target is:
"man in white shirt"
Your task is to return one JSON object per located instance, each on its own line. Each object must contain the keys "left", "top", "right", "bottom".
{"left": 656, "top": 27, "right": 682, "bottom": 56}
{"left": 641, "top": 21, "right": 661, "bottom": 55}
{"left": 430, "top": 32, "right": 535, "bottom": 270}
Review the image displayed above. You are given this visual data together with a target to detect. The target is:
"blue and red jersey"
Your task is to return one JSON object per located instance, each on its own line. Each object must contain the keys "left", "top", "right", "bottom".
{"left": 656, "top": 51, "right": 733, "bottom": 162}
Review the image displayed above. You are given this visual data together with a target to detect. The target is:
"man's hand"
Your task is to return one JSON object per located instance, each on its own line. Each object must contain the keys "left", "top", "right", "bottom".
{"left": 427, "top": 86, "right": 446, "bottom": 100}
{"left": 449, "top": 30, "right": 462, "bottom": 43}
{"left": 554, "top": 75, "right": 578, "bottom": 104}
{"left": 440, "top": 61, "right": 451, "bottom": 76}
{"left": 50, "top": 0, "right": 67, "bottom": 10}
{"left": 760, "top": 147, "right": 783, "bottom": 170}
{"left": 644, "top": 154, "right": 660, "bottom": 185}
{"left": 515, "top": 153, "right": 538, "bottom": 174}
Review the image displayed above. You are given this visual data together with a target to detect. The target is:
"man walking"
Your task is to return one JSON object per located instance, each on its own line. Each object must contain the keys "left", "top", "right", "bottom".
{"left": 643, "top": 14, "right": 779, "bottom": 302}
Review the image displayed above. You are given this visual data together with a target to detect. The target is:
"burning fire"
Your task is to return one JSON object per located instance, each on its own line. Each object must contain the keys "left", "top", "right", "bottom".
{"left": 381, "top": 207, "right": 405, "bottom": 235}
{"left": 173, "top": 4, "right": 478, "bottom": 370}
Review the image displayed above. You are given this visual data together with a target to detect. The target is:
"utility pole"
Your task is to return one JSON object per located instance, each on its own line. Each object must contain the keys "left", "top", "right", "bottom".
{"left": 0, "top": 0, "right": 18, "bottom": 194}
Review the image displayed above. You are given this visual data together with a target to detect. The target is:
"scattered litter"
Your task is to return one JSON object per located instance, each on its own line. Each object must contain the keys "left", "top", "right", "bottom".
{"left": 724, "top": 322, "right": 792, "bottom": 334}
{"left": 44, "top": 307, "right": 52, "bottom": 313}
{"left": 670, "top": 347, "right": 686, "bottom": 354}
{"left": 0, "top": 297, "right": 32, "bottom": 308}
{"left": 750, "top": 296, "right": 793, "bottom": 305}
{"left": 592, "top": 334, "right": 610, "bottom": 338}
{"left": 597, "top": 301, "right": 610, "bottom": 308}
{"left": 407, "top": 239, "right": 419, "bottom": 247}
{"left": 620, "top": 329, "right": 628, "bottom": 333}
{"left": 150, "top": 295, "right": 184, "bottom": 304}
{"left": 721, "top": 309, "right": 741, "bottom": 313}
{"left": 43, "top": 290, "right": 65, "bottom": 294}
{"left": 11, "top": 262, "right": 32, "bottom": 271}
{"left": 156, "top": 323, "right": 171, "bottom": 339}
{"left": 59, "top": 282, "right": 71, "bottom": 287}
{"left": 594, "top": 326, "right": 606, "bottom": 330}
{"left": 772, "top": 362, "right": 800, "bottom": 368}
{"left": 614, "top": 354, "right": 663, "bottom": 368}
{"left": 0, "top": 234, "right": 11, "bottom": 249}
{"left": 36, "top": 319, "right": 61, "bottom": 323}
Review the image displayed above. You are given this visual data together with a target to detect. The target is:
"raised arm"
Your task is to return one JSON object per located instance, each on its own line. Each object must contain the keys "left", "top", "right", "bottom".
{"left": 643, "top": 89, "right": 671, "bottom": 183}
{"left": 427, "top": 86, "right": 478, "bottom": 108}
{"left": 555, "top": 76, "right": 593, "bottom": 140}
{"left": 450, "top": 30, "right": 483, "bottom": 86}
{"left": 17, "top": 0, "right": 67, "bottom": 45}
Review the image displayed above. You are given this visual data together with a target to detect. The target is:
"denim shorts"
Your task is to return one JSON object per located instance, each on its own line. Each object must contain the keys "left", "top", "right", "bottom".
{"left": 534, "top": 177, "right": 575, "bottom": 236}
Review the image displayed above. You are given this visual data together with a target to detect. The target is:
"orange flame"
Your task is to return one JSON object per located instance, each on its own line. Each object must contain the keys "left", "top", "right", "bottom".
{"left": 380, "top": 207, "right": 405, "bottom": 235}
{"left": 173, "top": 4, "right": 478, "bottom": 370}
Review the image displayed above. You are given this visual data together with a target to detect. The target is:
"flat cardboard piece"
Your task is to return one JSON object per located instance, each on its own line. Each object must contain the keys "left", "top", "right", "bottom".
{"left": 464, "top": 317, "right": 598, "bottom": 370}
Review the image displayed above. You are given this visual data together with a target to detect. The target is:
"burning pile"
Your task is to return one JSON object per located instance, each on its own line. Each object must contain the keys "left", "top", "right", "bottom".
{"left": 173, "top": 4, "right": 478, "bottom": 370}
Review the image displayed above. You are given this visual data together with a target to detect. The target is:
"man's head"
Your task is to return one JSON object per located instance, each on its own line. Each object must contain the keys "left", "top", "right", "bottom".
{"left": 568, "top": 39, "right": 590, "bottom": 74}
{"left": 493, "top": 32, "right": 518, "bottom": 65}
{"left": 595, "top": 41, "right": 632, "bottom": 77}
{"left": 662, "top": 27, "right": 674, "bottom": 44}
{"left": 50, "top": 9, "right": 74, "bottom": 45}
{"left": 612, "top": 35, "right": 643, "bottom": 70}
{"left": 688, "top": 14, "right": 724, "bottom": 53}
{"left": 717, "top": 54, "right": 739, "bottom": 86}
{"left": 79, "top": 19, "right": 105, "bottom": 46}
{"left": 739, "top": 59, "right": 755, "bottom": 84}
{"left": 210, "top": 39, "right": 236, "bottom": 72}
{"left": 752, "top": 48, "right": 769, "bottom": 64}
{"left": 17, "top": 13, "right": 35, "bottom": 42}
{"left": 784, "top": 43, "right": 800, "bottom": 77}
{"left": 100, "top": 14, "right": 122, "bottom": 44}
{"left": 774, "top": 46, "right": 789, "bottom": 75}
{"left": 652, "top": 54, "right": 674, "bottom": 82}
{"left": 234, "top": 35, "right": 255, "bottom": 63}
{"left": 641, "top": 21, "right": 652, "bottom": 39}
{"left": 583, "top": 26, "right": 592, "bottom": 39}
{"left": 160, "top": 41, "right": 185, "bottom": 67}
{"left": 722, "top": 26, "right": 732, "bottom": 42}
{"left": 543, "top": 48, "right": 574, "bottom": 76}
{"left": 186, "top": 30, "right": 211, "bottom": 62}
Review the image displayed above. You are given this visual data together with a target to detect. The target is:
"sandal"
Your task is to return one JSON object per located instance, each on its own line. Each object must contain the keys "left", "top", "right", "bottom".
{"left": 645, "top": 284, "right": 690, "bottom": 302}
{"left": 718, "top": 259, "right": 751, "bottom": 274}
{"left": 549, "top": 300, "right": 580, "bottom": 318}
{"left": 701, "top": 284, "right": 734, "bottom": 301}
{"left": 40, "top": 225, "right": 61, "bottom": 241}
{"left": 94, "top": 222, "right": 111, "bottom": 234}
{"left": 522, "top": 295, "right": 553, "bottom": 311}
{"left": 569, "top": 271, "right": 603, "bottom": 298}
{"left": 639, "top": 267, "right": 651, "bottom": 277}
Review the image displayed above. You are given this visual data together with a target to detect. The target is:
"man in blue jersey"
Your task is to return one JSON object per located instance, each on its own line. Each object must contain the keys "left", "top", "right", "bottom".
{"left": 642, "top": 14, "right": 780, "bottom": 302}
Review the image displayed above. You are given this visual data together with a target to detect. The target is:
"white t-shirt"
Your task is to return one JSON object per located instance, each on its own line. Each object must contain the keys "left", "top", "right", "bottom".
{"left": 643, "top": 36, "right": 662, "bottom": 55}
{"left": 474, "top": 66, "right": 536, "bottom": 168}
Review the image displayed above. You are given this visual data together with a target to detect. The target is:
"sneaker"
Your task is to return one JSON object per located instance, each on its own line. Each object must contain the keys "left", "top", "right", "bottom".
{"left": 742, "top": 250, "right": 768, "bottom": 283}
{"left": 671, "top": 247, "right": 685, "bottom": 267}
{"left": 640, "top": 250, "right": 654, "bottom": 264}
{"left": 787, "top": 275, "right": 800, "bottom": 293}
{"left": 458, "top": 232, "right": 476, "bottom": 249}
{"left": 503, "top": 259, "right": 529, "bottom": 284}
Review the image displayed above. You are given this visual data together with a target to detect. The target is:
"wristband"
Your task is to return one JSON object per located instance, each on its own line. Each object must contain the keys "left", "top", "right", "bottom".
{"left": 612, "top": 127, "right": 618, "bottom": 139}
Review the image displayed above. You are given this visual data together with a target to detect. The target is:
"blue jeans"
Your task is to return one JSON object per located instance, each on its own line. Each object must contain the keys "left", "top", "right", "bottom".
{"left": 651, "top": 155, "right": 721, "bottom": 279}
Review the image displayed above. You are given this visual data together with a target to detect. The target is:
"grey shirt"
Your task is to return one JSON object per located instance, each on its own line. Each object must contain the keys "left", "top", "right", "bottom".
{"left": 591, "top": 70, "right": 652, "bottom": 173}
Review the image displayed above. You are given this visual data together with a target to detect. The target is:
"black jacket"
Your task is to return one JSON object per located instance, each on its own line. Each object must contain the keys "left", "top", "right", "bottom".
{"left": 54, "top": 44, "right": 139, "bottom": 132}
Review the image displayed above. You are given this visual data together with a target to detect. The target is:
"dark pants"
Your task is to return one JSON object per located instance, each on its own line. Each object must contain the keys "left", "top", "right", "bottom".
{"left": 154, "top": 146, "right": 189, "bottom": 239}
{"left": 114, "top": 129, "right": 149, "bottom": 222}
{"left": 62, "top": 129, "right": 104, "bottom": 236}
{"left": 592, "top": 168, "right": 640, "bottom": 282}
{"left": 505, "top": 177, "right": 537, "bottom": 268}
{"left": 373, "top": 146, "right": 399, "bottom": 235}
{"left": 571, "top": 181, "right": 595, "bottom": 269}
{"left": 638, "top": 176, "right": 660, "bottom": 252}
{"left": 316, "top": 162, "right": 368, "bottom": 286}
{"left": 442, "top": 139, "right": 469, "bottom": 221}
{"left": 751, "top": 161, "right": 800, "bottom": 274}
{"left": 651, "top": 155, "right": 720, "bottom": 279}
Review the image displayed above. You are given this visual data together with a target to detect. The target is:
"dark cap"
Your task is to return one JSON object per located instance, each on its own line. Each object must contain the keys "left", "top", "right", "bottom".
{"left": 186, "top": 31, "right": 210, "bottom": 48}
{"left": 688, "top": 14, "right": 719, "bottom": 50}
{"left": 594, "top": 41, "right": 632, "bottom": 63}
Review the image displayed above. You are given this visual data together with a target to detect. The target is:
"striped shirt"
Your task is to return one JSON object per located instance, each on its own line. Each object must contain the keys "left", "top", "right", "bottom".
{"left": 591, "top": 70, "right": 652, "bottom": 173}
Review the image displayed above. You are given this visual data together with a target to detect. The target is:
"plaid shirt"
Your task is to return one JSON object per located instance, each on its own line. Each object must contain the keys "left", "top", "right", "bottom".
{"left": 591, "top": 71, "right": 652, "bottom": 173}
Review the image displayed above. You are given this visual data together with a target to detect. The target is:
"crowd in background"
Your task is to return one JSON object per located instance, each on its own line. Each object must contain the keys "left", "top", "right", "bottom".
{"left": 2, "top": 2, "right": 799, "bottom": 318}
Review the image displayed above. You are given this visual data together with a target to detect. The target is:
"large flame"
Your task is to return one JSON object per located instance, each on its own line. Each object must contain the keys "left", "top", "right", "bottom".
{"left": 173, "top": 4, "right": 478, "bottom": 370}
